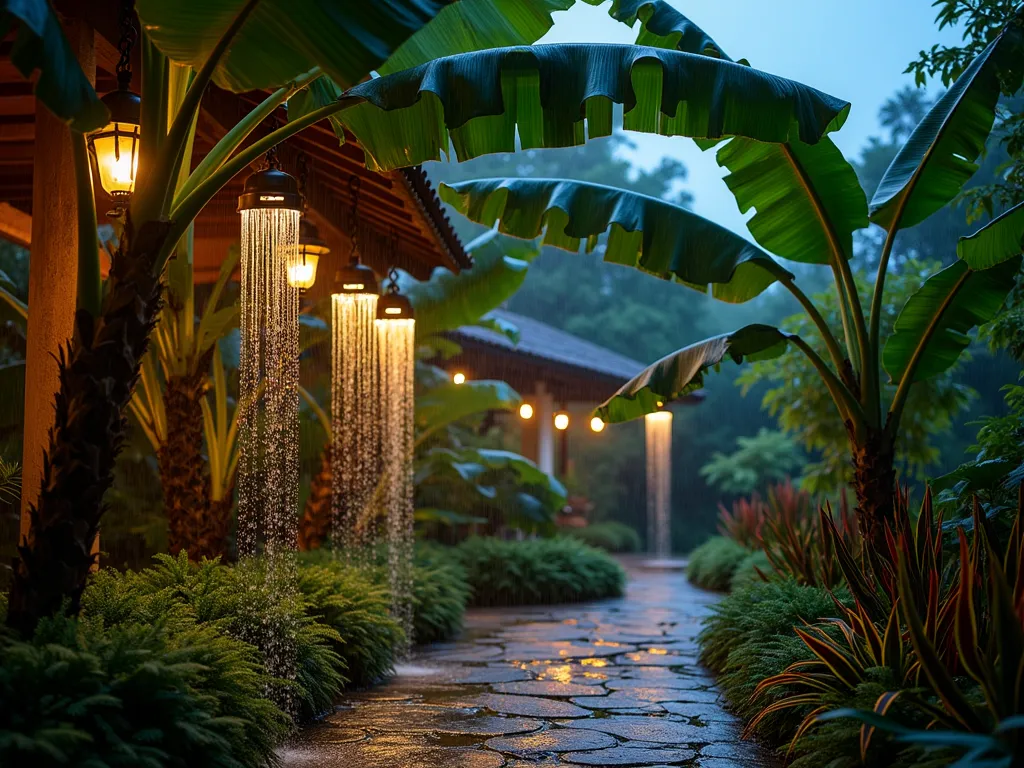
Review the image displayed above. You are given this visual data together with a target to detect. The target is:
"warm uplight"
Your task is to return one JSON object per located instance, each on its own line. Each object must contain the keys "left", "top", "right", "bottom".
{"left": 452, "top": 372, "right": 466, "bottom": 385}
{"left": 590, "top": 416, "right": 605, "bottom": 433}
{"left": 554, "top": 412, "right": 569, "bottom": 431}
{"left": 519, "top": 403, "right": 534, "bottom": 420}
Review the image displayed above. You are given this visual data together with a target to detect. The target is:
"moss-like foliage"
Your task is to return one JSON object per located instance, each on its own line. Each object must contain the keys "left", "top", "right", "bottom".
{"left": 569, "top": 521, "right": 643, "bottom": 553}
{"left": 686, "top": 535, "right": 751, "bottom": 591}
{"left": 729, "top": 549, "right": 772, "bottom": 591}
{"left": 454, "top": 537, "right": 625, "bottom": 607}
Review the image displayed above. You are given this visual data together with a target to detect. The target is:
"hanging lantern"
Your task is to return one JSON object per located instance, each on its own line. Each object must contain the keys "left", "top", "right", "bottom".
{"left": 287, "top": 154, "right": 327, "bottom": 291}
{"left": 87, "top": 1, "right": 141, "bottom": 205}
{"left": 554, "top": 411, "right": 570, "bottom": 431}
{"left": 235, "top": 146, "right": 303, "bottom": 561}
{"left": 288, "top": 218, "right": 327, "bottom": 291}
{"left": 519, "top": 403, "right": 534, "bottom": 420}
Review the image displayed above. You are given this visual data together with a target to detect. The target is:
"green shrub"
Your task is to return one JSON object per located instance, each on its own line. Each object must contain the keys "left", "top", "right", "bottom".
{"left": 453, "top": 537, "right": 625, "bottom": 607}
{"left": 729, "top": 549, "right": 772, "bottom": 591}
{"left": 686, "top": 536, "right": 750, "bottom": 591}
{"left": 410, "top": 555, "right": 470, "bottom": 644}
{"left": 84, "top": 552, "right": 346, "bottom": 722}
{"left": 569, "top": 521, "right": 642, "bottom": 553}
{"left": 0, "top": 613, "right": 287, "bottom": 768}
{"left": 295, "top": 560, "right": 403, "bottom": 689}
{"left": 700, "top": 578, "right": 843, "bottom": 674}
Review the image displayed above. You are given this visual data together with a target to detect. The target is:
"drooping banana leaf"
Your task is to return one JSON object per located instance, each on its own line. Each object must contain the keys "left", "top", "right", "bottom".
{"left": 869, "top": 7, "right": 1024, "bottom": 231}
{"left": 883, "top": 202, "right": 1024, "bottom": 384}
{"left": 138, "top": 0, "right": 579, "bottom": 94}
{"left": 712, "top": 137, "right": 869, "bottom": 264}
{"left": 379, "top": 0, "right": 576, "bottom": 74}
{"left": 594, "top": 0, "right": 729, "bottom": 59}
{"left": 340, "top": 44, "right": 849, "bottom": 171}
{"left": 416, "top": 380, "right": 522, "bottom": 445}
{"left": 596, "top": 324, "right": 790, "bottom": 422}
{"left": 1, "top": 0, "right": 107, "bottom": 132}
{"left": 439, "top": 177, "right": 791, "bottom": 302}
{"left": 401, "top": 230, "right": 541, "bottom": 337}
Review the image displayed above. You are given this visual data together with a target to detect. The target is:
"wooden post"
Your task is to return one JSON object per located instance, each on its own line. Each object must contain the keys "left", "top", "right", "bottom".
{"left": 20, "top": 19, "right": 96, "bottom": 551}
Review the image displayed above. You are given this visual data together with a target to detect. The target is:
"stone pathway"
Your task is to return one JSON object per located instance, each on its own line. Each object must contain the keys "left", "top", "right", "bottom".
{"left": 281, "top": 558, "right": 777, "bottom": 767}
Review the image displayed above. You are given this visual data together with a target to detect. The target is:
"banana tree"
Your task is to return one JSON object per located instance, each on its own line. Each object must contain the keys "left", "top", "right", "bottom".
{"left": 380, "top": 4, "right": 1024, "bottom": 549}
{"left": 6, "top": 0, "right": 890, "bottom": 636}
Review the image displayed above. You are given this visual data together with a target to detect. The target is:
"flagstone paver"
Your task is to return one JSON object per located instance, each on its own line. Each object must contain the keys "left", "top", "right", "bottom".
{"left": 281, "top": 558, "right": 778, "bottom": 767}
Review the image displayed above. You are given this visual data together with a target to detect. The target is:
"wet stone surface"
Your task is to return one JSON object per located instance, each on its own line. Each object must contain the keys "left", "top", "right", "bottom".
{"left": 280, "top": 558, "right": 778, "bottom": 767}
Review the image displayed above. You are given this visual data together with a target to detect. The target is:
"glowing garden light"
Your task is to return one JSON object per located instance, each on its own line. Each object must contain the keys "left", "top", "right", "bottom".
{"left": 287, "top": 153, "right": 326, "bottom": 292}
{"left": 590, "top": 416, "right": 605, "bottom": 433}
{"left": 87, "top": 4, "right": 140, "bottom": 207}
{"left": 554, "top": 411, "right": 570, "bottom": 431}
{"left": 452, "top": 371, "right": 466, "bottom": 385}
{"left": 519, "top": 403, "right": 534, "bottom": 420}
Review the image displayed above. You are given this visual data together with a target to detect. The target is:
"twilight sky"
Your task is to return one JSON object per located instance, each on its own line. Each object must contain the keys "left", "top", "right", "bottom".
{"left": 536, "top": 0, "right": 962, "bottom": 233}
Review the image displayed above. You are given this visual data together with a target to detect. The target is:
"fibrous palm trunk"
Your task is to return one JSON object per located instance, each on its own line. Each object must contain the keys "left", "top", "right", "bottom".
{"left": 298, "top": 448, "right": 331, "bottom": 551}
{"left": 161, "top": 360, "right": 216, "bottom": 560}
{"left": 6, "top": 220, "right": 169, "bottom": 637}
{"left": 851, "top": 427, "right": 896, "bottom": 551}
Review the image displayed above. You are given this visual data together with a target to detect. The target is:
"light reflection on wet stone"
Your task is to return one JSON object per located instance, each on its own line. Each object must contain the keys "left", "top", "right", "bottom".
{"left": 279, "top": 562, "right": 774, "bottom": 767}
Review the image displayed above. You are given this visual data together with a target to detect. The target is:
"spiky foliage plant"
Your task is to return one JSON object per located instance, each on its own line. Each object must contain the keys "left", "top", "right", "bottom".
{"left": 409, "top": 556, "right": 470, "bottom": 645}
{"left": 686, "top": 535, "right": 751, "bottom": 591}
{"left": 453, "top": 537, "right": 624, "bottom": 607}
{"left": 717, "top": 494, "right": 767, "bottom": 548}
{"left": 826, "top": 490, "right": 1024, "bottom": 767}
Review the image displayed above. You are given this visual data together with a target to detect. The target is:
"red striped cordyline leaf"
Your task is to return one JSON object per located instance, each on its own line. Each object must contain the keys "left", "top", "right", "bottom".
{"left": 861, "top": 690, "right": 905, "bottom": 761}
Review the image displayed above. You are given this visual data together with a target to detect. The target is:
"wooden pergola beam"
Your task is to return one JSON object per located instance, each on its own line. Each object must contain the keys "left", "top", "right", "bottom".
{"left": 0, "top": 202, "right": 30, "bottom": 247}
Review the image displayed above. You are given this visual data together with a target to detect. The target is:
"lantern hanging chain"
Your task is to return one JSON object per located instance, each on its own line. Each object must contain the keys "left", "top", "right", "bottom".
{"left": 349, "top": 175, "right": 362, "bottom": 265}
{"left": 262, "top": 115, "right": 281, "bottom": 171}
{"left": 386, "top": 229, "right": 400, "bottom": 294}
{"left": 297, "top": 152, "right": 309, "bottom": 209}
{"left": 116, "top": 0, "right": 137, "bottom": 90}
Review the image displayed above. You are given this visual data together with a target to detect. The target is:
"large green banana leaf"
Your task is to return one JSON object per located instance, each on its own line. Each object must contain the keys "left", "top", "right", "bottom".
{"left": 340, "top": 44, "right": 849, "bottom": 171}
{"left": 596, "top": 0, "right": 729, "bottom": 58}
{"left": 596, "top": 324, "right": 789, "bottom": 423}
{"left": 379, "top": 0, "right": 576, "bottom": 74}
{"left": 597, "top": 5, "right": 866, "bottom": 267}
{"left": 137, "top": 0, "right": 565, "bottom": 93}
{"left": 883, "top": 202, "right": 1024, "bottom": 384}
{"left": 415, "top": 379, "right": 522, "bottom": 445}
{"left": 1, "top": 0, "right": 107, "bottom": 132}
{"left": 869, "top": 8, "right": 1024, "bottom": 231}
{"left": 713, "top": 136, "right": 868, "bottom": 264}
{"left": 402, "top": 230, "right": 541, "bottom": 337}
{"left": 439, "top": 177, "right": 791, "bottom": 302}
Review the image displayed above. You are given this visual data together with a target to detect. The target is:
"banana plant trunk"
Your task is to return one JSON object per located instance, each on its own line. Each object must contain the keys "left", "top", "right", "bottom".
{"left": 298, "top": 448, "right": 331, "bottom": 551}
{"left": 850, "top": 427, "right": 897, "bottom": 550}
{"left": 161, "top": 354, "right": 222, "bottom": 560}
{"left": 6, "top": 219, "right": 169, "bottom": 637}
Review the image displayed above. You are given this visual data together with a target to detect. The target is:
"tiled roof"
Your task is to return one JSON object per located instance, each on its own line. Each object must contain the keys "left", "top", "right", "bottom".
{"left": 452, "top": 309, "right": 646, "bottom": 383}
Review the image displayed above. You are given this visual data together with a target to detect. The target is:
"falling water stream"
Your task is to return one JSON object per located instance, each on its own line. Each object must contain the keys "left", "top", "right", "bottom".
{"left": 237, "top": 208, "right": 301, "bottom": 708}
{"left": 645, "top": 411, "right": 673, "bottom": 557}
{"left": 377, "top": 318, "right": 416, "bottom": 654}
{"left": 331, "top": 294, "right": 380, "bottom": 563}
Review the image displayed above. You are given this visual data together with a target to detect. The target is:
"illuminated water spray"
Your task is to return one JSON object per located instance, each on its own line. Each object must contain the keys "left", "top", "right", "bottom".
{"left": 330, "top": 292, "right": 380, "bottom": 561}
{"left": 645, "top": 411, "right": 673, "bottom": 557}
{"left": 236, "top": 162, "right": 302, "bottom": 709}
{"left": 377, "top": 284, "right": 416, "bottom": 653}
